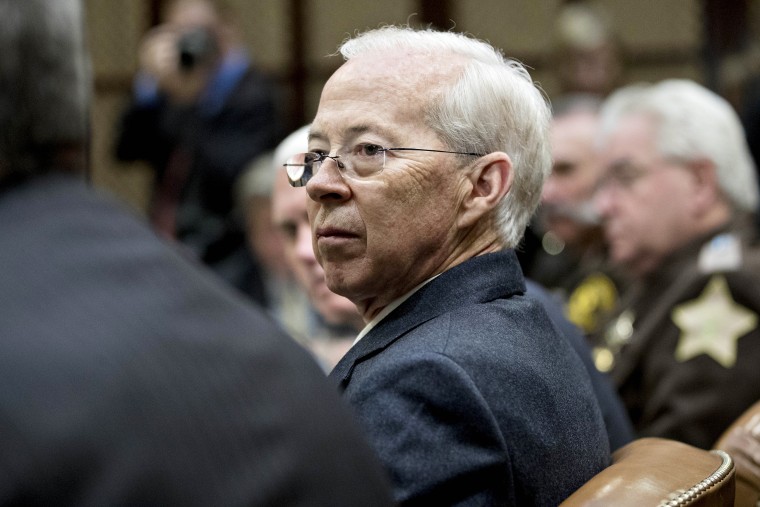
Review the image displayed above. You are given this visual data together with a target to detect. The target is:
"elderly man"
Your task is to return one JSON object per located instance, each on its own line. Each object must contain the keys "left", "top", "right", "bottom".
{"left": 275, "top": 124, "right": 632, "bottom": 445}
{"left": 0, "top": 0, "right": 395, "bottom": 504}
{"left": 593, "top": 79, "right": 760, "bottom": 449}
{"left": 528, "top": 94, "right": 623, "bottom": 337}
{"left": 286, "top": 26, "right": 610, "bottom": 505}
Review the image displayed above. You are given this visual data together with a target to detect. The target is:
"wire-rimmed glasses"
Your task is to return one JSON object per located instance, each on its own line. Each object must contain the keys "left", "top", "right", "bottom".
{"left": 284, "top": 143, "right": 485, "bottom": 187}
{"left": 594, "top": 157, "right": 686, "bottom": 194}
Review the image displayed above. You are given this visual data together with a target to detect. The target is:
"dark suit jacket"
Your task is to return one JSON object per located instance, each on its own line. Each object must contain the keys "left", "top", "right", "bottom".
{"left": 330, "top": 250, "right": 610, "bottom": 506}
{"left": 0, "top": 174, "right": 393, "bottom": 506}
{"left": 525, "top": 280, "right": 634, "bottom": 451}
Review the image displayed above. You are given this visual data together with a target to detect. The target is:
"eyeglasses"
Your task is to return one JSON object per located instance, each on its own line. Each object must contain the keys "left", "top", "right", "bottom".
{"left": 284, "top": 143, "right": 485, "bottom": 187}
{"left": 595, "top": 157, "right": 686, "bottom": 194}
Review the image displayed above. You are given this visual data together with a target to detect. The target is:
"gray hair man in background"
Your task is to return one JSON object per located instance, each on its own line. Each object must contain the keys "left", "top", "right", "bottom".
{"left": 271, "top": 124, "right": 359, "bottom": 368}
{"left": 593, "top": 79, "right": 760, "bottom": 449}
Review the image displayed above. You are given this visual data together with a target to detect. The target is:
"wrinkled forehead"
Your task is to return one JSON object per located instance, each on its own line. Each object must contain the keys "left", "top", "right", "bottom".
{"left": 314, "top": 50, "right": 465, "bottom": 138}
{"left": 340, "top": 49, "right": 464, "bottom": 89}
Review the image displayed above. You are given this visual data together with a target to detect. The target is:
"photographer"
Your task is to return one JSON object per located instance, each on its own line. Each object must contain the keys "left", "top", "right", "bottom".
{"left": 115, "top": 0, "right": 281, "bottom": 306}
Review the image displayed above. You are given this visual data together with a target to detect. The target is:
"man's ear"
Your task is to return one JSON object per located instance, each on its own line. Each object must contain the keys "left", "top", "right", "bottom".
{"left": 457, "top": 152, "right": 513, "bottom": 229}
{"left": 687, "top": 158, "right": 721, "bottom": 214}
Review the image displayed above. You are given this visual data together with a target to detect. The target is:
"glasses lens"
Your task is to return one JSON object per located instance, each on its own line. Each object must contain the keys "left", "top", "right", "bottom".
{"left": 284, "top": 153, "right": 316, "bottom": 187}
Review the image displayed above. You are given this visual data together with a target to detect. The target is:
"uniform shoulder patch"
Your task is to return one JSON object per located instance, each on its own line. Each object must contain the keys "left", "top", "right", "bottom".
{"left": 671, "top": 275, "right": 757, "bottom": 368}
{"left": 698, "top": 233, "right": 742, "bottom": 273}
{"left": 566, "top": 272, "right": 619, "bottom": 334}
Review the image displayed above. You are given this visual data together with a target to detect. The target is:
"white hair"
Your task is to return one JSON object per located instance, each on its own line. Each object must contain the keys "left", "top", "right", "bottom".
{"left": 598, "top": 79, "right": 759, "bottom": 212}
{"left": 0, "top": 0, "right": 91, "bottom": 175}
{"left": 339, "top": 26, "right": 552, "bottom": 248}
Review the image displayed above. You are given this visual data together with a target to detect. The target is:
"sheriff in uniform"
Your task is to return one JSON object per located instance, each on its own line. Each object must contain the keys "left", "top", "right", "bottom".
{"left": 592, "top": 79, "right": 760, "bottom": 449}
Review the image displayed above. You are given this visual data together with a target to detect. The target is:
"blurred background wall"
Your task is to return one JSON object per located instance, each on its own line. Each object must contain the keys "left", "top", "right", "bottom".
{"left": 86, "top": 0, "right": 760, "bottom": 213}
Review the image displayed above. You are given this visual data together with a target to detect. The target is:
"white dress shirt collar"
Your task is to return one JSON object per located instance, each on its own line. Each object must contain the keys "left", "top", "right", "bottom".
{"left": 352, "top": 274, "right": 441, "bottom": 347}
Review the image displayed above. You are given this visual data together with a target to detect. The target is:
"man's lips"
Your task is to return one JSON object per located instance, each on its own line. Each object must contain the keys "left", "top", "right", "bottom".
{"left": 315, "top": 227, "right": 360, "bottom": 253}
{"left": 315, "top": 227, "right": 358, "bottom": 239}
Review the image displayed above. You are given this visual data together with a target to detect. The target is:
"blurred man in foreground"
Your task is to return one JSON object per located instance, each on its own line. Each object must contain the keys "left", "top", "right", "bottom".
{"left": 0, "top": 1, "right": 393, "bottom": 504}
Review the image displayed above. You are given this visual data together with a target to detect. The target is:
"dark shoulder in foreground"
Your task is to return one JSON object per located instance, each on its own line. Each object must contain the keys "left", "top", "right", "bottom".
{"left": 0, "top": 174, "right": 393, "bottom": 506}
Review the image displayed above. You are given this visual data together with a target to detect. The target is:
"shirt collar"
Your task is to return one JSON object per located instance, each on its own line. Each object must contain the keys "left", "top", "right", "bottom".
{"left": 352, "top": 274, "right": 441, "bottom": 346}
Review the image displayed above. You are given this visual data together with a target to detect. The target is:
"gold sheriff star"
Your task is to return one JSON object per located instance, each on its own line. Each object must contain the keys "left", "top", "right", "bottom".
{"left": 672, "top": 275, "right": 757, "bottom": 368}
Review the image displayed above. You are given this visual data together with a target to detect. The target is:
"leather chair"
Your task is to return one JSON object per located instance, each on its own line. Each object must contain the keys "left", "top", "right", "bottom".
{"left": 714, "top": 400, "right": 760, "bottom": 507}
{"left": 560, "top": 437, "right": 735, "bottom": 506}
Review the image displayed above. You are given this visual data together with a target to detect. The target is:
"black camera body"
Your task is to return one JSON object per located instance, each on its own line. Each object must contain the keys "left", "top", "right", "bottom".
{"left": 177, "top": 28, "right": 218, "bottom": 70}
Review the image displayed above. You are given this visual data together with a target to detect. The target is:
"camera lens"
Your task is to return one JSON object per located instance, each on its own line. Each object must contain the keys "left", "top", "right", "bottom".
{"left": 177, "top": 28, "right": 217, "bottom": 70}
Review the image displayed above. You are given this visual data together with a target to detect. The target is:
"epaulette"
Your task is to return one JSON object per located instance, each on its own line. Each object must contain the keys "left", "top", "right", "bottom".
{"left": 698, "top": 233, "right": 742, "bottom": 273}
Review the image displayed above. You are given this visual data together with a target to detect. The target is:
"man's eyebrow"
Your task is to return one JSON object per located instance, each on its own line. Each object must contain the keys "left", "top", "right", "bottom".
{"left": 346, "top": 125, "right": 374, "bottom": 137}
{"left": 308, "top": 130, "right": 327, "bottom": 144}
{"left": 607, "top": 158, "right": 634, "bottom": 172}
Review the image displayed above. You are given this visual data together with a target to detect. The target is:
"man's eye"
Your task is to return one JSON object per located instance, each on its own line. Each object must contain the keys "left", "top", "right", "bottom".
{"left": 552, "top": 162, "right": 575, "bottom": 176}
{"left": 614, "top": 168, "right": 640, "bottom": 186}
{"left": 358, "top": 144, "right": 384, "bottom": 157}
{"left": 279, "top": 223, "right": 297, "bottom": 241}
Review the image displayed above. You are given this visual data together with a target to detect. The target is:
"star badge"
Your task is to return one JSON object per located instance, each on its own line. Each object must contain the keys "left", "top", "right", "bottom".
{"left": 672, "top": 275, "right": 758, "bottom": 368}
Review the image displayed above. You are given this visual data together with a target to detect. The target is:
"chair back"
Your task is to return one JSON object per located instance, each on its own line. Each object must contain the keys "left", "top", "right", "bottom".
{"left": 714, "top": 400, "right": 760, "bottom": 507}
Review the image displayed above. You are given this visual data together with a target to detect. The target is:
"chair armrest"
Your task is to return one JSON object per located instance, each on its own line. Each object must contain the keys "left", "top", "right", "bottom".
{"left": 714, "top": 400, "right": 760, "bottom": 507}
{"left": 561, "top": 437, "right": 735, "bottom": 507}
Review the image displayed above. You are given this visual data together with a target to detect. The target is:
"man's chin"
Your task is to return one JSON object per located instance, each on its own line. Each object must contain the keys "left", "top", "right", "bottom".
{"left": 609, "top": 245, "right": 634, "bottom": 269}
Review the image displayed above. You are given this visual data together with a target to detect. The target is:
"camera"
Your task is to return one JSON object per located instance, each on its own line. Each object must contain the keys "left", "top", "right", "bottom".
{"left": 177, "top": 28, "right": 218, "bottom": 70}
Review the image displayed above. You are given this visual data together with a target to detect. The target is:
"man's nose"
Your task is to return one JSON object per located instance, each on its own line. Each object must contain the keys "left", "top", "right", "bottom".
{"left": 592, "top": 183, "right": 615, "bottom": 219}
{"left": 305, "top": 156, "right": 350, "bottom": 203}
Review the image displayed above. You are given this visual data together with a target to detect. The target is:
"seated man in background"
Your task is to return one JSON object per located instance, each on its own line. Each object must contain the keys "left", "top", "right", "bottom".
{"left": 288, "top": 25, "right": 610, "bottom": 505}
{"left": 0, "top": 1, "right": 393, "bottom": 504}
{"left": 593, "top": 79, "right": 760, "bottom": 449}
{"left": 527, "top": 94, "right": 625, "bottom": 340}
{"left": 270, "top": 125, "right": 359, "bottom": 369}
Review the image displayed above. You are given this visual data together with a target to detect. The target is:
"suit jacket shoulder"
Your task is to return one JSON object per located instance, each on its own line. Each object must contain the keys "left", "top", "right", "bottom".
{"left": 0, "top": 174, "right": 393, "bottom": 506}
{"left": 331, "top": 251, "right": 610, "bottom": 506}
